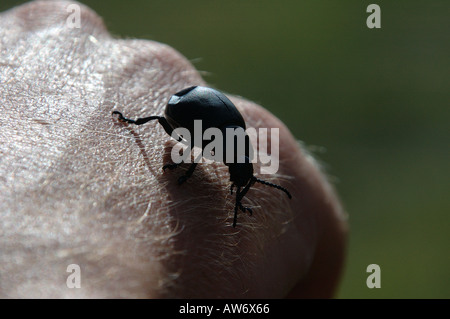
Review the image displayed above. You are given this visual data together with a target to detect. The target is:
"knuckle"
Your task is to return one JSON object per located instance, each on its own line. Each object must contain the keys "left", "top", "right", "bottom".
{"left": 6, "top": 0, "right": 106, "bottom": 34}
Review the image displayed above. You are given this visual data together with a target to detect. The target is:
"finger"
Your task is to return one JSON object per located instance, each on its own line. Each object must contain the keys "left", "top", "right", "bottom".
{"left": 0, "top": 0, "right": 347, "bottom": 298}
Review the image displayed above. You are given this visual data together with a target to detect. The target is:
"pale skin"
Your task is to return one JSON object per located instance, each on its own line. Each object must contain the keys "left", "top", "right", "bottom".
{"left": 0, "top": 1, "right": 347, "bottom": 298}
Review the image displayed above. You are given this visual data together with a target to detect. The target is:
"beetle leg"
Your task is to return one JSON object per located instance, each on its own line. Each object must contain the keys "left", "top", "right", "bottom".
{"left": 163, "top": 141, "right": 190, "bottom": 171}
{"left": 234, "top": 178, "right": 256, "bottom": 221}
{"left": 237, "top": 202, "right": 253, "bottom": 216}
{"left": 233, "top": 202, "right": 239, "bottom": 228}
{"left": 232, "top": 186, "right": 241, "bottom": 227}
{"left": 232, "top": 186, "right": 254, "bottom": 227}
{"left": 236, "top": 177, "right": 256, "bottom": 202}
{"left": 162, "top": 144, "right": 188, "bottom": 171}
{"left": 177, "top": 162, "right": 198, "bottom": 185}
{"left": 112, "top": 111, "right": 160, "bottom": 125}
{"left": 230, "top": 183, "right": 236, "bottom": 195}
{"left": 112, "top": 111, "right": 183, "bottom": 142}
{"left": 157, "top": 117, "right": 183, "bottom": 142}
{"left": 163, "top": 163, "right": 180, "bottom": 171}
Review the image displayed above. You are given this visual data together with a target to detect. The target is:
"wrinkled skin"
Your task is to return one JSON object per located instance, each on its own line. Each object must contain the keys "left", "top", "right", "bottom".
{"left": 0, "top": 0, "right": 347, "bottom": 298}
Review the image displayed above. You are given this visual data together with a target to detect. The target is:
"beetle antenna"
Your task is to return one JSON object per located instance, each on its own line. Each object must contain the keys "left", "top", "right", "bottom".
{"left": 253, "top": 177, "right": 292, "bottom": 199}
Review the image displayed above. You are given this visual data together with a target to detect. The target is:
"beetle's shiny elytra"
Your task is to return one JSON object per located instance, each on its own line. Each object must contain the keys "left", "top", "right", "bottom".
{"left": 112, "top": 86, "right": 291, "bottom": 227}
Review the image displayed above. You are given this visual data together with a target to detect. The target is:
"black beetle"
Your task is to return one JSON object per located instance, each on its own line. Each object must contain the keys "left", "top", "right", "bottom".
{"left": 112, "top": 86, "right": 291, "bottom": 227}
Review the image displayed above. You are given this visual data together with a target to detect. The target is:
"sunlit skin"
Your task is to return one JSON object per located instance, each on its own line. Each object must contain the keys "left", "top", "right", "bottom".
{"left": 0, "top": 1, "right": 347, "bottom": 298}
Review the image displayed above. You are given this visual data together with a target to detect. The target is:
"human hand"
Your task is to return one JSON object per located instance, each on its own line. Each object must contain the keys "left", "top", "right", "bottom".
{"left": 0, "top": 0, "right": 347, "bottom": 298}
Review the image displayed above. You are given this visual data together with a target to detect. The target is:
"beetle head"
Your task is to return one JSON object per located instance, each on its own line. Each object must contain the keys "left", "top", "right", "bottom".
{"left": 228, "top": 158, "right": 254, "bottom": 187}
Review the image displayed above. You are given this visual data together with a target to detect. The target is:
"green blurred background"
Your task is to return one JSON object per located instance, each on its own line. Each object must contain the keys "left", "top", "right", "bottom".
{"left": 2, "top": 0, "right": 448, "bottom": 298}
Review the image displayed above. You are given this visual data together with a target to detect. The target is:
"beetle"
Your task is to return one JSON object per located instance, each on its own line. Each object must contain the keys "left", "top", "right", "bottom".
{"left": 112, "top": 86, "right": 291, "bottom": 227}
